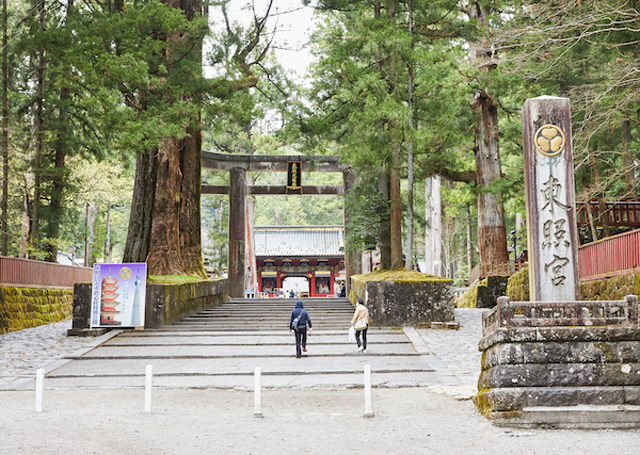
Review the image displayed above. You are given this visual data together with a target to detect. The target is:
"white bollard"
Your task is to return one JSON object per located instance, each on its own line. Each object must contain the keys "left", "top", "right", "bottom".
{"left": 364, "top": 364, "right": 374, "bottom": 418}
{"left": 144, "top": 365, "right": 153, "bottom": 413}
{"left": 254, "top": 367, "right": 263, "bottom": 418}
{"left": 35, "top": 369, "right": 44, "bottom": 413}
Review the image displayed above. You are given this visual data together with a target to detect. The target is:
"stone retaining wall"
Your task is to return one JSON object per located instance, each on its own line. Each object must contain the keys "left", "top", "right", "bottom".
{"left": 0, "top": 286, "right": 73, "bottom": 334}
{"left": 351, "top": 271, "right": 454, "bottom": 326}
{"left": 69, "top": 278, "right": 228, "bottom": 334}
{"left": 475, "top": 295, "right": 640, "bottom": 428}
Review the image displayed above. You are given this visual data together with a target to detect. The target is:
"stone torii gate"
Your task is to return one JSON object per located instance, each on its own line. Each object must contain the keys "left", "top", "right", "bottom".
{"left": 201, "top": 152, "right": 360, "bottom": 298}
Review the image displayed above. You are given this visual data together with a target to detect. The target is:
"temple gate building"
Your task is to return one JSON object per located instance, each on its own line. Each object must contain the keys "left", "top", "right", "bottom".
{"left": 255, "top": 226, "right": 345, "bottom": 297}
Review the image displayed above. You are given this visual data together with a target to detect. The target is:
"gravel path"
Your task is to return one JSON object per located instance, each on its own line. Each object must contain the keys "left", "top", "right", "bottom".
{"left": 2, "top": 311, "right": 640, "bottom": 454}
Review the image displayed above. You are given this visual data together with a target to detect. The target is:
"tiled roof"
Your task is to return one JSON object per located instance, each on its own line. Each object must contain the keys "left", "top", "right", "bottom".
{"left": 255, "top": 226, "right": 344, "bottom": 258}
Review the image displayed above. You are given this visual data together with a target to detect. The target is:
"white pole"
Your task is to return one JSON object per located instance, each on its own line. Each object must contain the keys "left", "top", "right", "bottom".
{"left": 145, "top": 365, "right": 153, "bottom": 413}
{"left": 35, "top": 369, "right": 44, "bottom": 413}
{"left": 254, "top": 367, "right": 263, "bottom": 418}
{"left": 364, "top": 364, "right": 374, "bottom": 418}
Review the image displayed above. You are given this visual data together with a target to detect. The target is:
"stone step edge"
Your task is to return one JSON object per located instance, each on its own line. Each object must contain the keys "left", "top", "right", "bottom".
{"left": 47, "top": 368, "right": 434, "bottom": 379}
{"left": 488, "top": 405, "right": 640, "bottom": 429}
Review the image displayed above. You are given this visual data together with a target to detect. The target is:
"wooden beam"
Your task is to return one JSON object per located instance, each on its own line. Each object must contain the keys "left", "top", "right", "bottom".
{"left": 202, "top": 151, "right": 346, "bottom": 172}
{"left": 202, "top": 185, "right": 344, "bottom": 196}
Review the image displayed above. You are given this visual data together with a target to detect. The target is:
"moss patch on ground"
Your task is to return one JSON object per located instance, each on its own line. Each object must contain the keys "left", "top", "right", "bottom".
{"left": 148, "top": 274, "right": 205, "bottom": 285}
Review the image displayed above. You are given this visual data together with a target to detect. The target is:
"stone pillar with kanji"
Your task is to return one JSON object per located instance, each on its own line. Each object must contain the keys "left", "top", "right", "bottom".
{"left": 522, "top": 96, "right": 580, "bottom": 301}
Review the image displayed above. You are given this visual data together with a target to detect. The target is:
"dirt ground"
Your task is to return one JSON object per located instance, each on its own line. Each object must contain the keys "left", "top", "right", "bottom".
{"left": 2, "top": 387, "right": 639, "bottom": 455}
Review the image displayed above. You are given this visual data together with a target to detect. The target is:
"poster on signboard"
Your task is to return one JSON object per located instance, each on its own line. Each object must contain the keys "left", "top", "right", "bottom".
{"left": 90, "top": 263, "right": 147, "bottom": 328}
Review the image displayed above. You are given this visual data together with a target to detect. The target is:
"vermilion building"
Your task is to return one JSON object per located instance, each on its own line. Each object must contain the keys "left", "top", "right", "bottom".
{"left": 255, "top": 226, "right": 345, "bottom": 297}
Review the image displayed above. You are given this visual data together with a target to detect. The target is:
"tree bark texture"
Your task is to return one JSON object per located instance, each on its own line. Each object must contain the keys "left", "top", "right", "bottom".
{"left": 84, "top": 203, "right": 97, "bottom": 267}
{"left": 179, "top": 126, "right": 206, "bottom": 277}
{"left": 466, "top": 204, "right": 474, "bottom": 272}
{"left": 123, "top": 148, "right": 158, "bottom": 263}
{"left": 228, "top": 168, "right": 246, "bottom": 298}
{"left": 44, "top": 84, "right": 70, "bottom": 262}
{"left": 343, "top": 168, "right": 361, "bottom": 293}
{"left": 1, "top": 0, "right": 8, "bottom": 256}
{"left": 29, "top": 3, "right": 46, "bottom": 258}
{"left": 378, "top": 170, "right": 391, "bottom": 270}
{"left": 474, "top": 91, "right": 509, "bottom": 272}
{"left": 622, "top": 118, "right": 634, "bottom": 197}
{"left": 147, "top": 138, "right": 185, "bottom": 275}
{"left": 244, "top": 193, "right": 257, "bottom": 292}
{"left": 425, "top": 176, "right": 443, "bottom": 276}
{"left": 390, "top": 146, "right": 403, "bottom": 269}
{"left": 467, "top": 1, "right": 509, "bottom": 275}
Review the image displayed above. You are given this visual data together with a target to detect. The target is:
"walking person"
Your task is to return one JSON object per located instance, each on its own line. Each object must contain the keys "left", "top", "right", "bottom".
{"left": 351, "top": 298, "right": 370, "bottom": 353}
{"left": 289, "top": 300, "right": 312, "bottom": 358}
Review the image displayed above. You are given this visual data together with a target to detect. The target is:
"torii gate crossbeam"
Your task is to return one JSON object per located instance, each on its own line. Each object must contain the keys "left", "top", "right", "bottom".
{"left": 202, "top": 152, "right": 359, "bottom": 298}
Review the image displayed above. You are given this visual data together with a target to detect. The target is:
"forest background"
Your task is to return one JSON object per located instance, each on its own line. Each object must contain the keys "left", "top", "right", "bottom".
{"left": 1, "top": 0, "right": 639, "bottom": 286}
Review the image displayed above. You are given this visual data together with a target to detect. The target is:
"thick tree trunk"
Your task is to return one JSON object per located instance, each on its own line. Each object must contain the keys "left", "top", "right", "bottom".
{"left": 378, "top": 170, "right": 391, "bottom": 270}
{"left": 591, "top": 148, "right": 610, "bottom": 238}
{"left": 44, "top": 142, "right": 66, "bottom": 262}
{"left": 29, "top": 13, "right": 45, "bottom": 258}
{"left": 622, "top": 117, "right": 634, "bottom": 197}
{"left": 123, "top": 148, "right": 158, "bottom": 263}
{"left": 84, "top": 203, "right": 98, "bottom": 267}
{"left": 425, "top": 176, "right": 443, "bottom": 276}
{"left": 1, "top": 0, "right": 8, "bottom": 256}
{"left": 244, "top": 194, "right": 257, "bottom": 292}
{"left": 390, "top": 145, "right": 403, "bottom": 269}
{"left": 467, "top": 1, "right": 509, "bottom": 276}
{"left": 19, "top": 183, "right": 30, "bottom": 258}
{"left": 466, "top": 204, "right": 474, "bottom": 272}
{"left": 147, "top": 138, "right": 184, "bottom": 275}
{"left": 179, "top": 126, "right": 206, "bottom": 277}
{"left": 177, "top": 0, "right": 205, "bottom": 276}
{"left": 473, "top": 91, "right": 509, "bottom": 273}
{"left": 44, "top": 0, "right": 74, "bottom": 262}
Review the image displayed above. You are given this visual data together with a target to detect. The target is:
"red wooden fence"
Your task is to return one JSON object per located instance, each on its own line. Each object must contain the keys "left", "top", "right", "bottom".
{"left": 0, "top": 256, "right": 93, "bottom": 288}
{"left": 576, "top": 201, "right": 640, "bottom": 228}
{"left": 578, "top": 229, "right": 640, "bottom": 281}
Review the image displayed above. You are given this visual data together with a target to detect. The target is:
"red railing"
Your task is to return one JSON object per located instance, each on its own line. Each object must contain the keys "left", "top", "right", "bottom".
{"left": 578, "top": 229, "right": 640, "bottom": 281}
{"left": 576, "top": 201, "right": 640, "bottom": 228}
{"left": 0, "top": 256, "right": 93, "bottom": 289}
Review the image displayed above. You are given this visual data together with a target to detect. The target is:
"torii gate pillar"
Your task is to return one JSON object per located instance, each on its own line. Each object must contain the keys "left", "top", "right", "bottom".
{"left": 228, "top": 167, "right": 246, "bottom": 298}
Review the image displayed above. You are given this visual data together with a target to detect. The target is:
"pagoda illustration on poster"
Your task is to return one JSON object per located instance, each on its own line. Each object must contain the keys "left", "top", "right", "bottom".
{"left": 90, "top": 263, "right": 147, "bottom": 328}
{"left": 100, "top": 270, "right": 122, "bottom": 326}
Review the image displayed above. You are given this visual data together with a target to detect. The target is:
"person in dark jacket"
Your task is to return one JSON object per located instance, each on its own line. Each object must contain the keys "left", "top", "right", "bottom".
{"left": 289, "top": 300, "right": 312, "bottom": 358}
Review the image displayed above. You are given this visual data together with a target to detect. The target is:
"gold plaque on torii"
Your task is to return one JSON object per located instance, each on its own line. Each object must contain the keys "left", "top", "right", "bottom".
{"left": 534, "top": 124, "right": 566, "bottom": 157}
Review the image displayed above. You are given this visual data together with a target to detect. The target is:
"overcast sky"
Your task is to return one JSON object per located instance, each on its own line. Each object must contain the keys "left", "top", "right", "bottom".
{"left": 208, "top": 1, "right": 318, "bottom": 82}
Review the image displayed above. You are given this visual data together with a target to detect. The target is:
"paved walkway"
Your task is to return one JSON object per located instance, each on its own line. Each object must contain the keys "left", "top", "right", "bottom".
{"left": 3, "top": 309, "right": 640, "bottom": 455}
{"left": 1, "top": 309, "right": 484, "bottom": 392}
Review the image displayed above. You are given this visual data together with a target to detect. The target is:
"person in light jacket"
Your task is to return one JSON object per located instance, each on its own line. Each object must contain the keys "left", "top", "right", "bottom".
{"left": 351, "top": 298, "right": 370, "bottom": 353}
{"left": 289, "top": 300, "right": 312, "bottom": 358}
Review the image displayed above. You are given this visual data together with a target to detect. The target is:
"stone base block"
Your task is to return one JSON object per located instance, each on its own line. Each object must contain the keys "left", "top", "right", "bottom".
{"left": 475, "top": 386, "right": 640, "bottom": 412}
{"left": 487, "top": 405, "right": 640, "bottom": 429}
{"left": 351, "top": 271, "right": 454, "bottom": 326}
{"left": 67, "top": 328, "right": 108, "bottom": 337}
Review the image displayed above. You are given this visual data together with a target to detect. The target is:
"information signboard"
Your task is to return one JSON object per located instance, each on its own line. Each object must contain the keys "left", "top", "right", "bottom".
{"left": 90, "top": 263, "right": 147, "bottom": 328}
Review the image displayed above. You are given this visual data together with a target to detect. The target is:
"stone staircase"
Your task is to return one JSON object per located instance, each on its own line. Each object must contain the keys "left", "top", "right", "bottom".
{"left": 168, "top": 297, "right": 354, "bottom": 332}
{"left": 33, "top": 298, "right": 444, "bottom": 390}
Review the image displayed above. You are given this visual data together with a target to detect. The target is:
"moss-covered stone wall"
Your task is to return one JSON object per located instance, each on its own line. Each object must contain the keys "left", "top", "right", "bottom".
{"left": 351, "top": 270, "right": 454, "bottom": 326}
{"left": 457, "top": 276, "right": 510, "bottom": 309}
{"left": 504, "top": 266, "right": 640, "bottom": 303}
{"left": 0, "top": 286, "right": 73, "bottom": 334}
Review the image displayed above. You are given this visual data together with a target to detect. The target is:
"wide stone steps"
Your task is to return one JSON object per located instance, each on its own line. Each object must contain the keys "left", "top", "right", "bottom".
{"left": 32, "top": 297, "right": 443, "bottom": 390}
